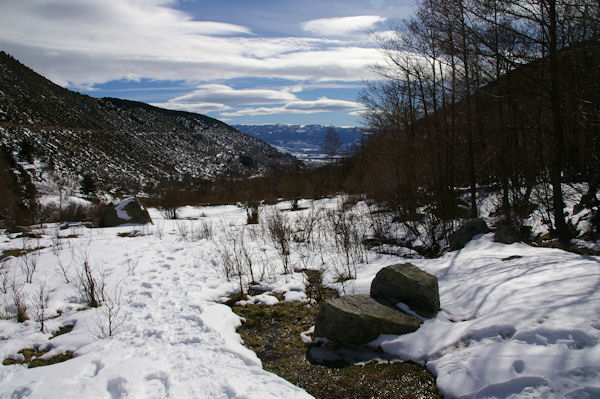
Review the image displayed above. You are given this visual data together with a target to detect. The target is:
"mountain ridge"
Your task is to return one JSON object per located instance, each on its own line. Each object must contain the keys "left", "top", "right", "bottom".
{"left": 234, "top": 124, "right": 366, "bottom": 164}
{"left": 0, "top": 51, "right": 299, "bottom": 193}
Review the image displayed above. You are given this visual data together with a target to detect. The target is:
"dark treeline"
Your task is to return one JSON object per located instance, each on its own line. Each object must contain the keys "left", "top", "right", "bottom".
{"left": 349, "top": 0, "right": 599, "bottom": 246}
{"left": 146, "top": 163, "right": 349, "bottom": 209}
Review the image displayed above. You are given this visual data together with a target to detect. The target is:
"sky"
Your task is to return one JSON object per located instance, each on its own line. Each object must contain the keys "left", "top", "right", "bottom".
{"left": 0, "top": 0, "right": 417, "bottom": 126}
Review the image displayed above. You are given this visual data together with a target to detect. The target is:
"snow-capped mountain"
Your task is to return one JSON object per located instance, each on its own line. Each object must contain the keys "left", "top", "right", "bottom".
{"left": 234, "top": 124, "right": 366, "bottom": 164}
{"left": 0, "top": 52, "right": 299, "bottom": 192}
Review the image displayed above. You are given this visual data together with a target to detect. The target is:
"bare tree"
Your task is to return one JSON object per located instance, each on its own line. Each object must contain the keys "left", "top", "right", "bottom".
{"left": 322, "top": 126, "right": 342, "bottom": 162}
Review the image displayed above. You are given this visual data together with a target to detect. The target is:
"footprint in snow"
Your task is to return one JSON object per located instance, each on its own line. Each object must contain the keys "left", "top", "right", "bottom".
{"left": 144, "top": 372, "right": 170, "bottom": 398}
{"left": 513, "top": 360, "right": 525, "bottom": 373}
{"left": 107, "top": 377, "right": 128, "bottom": 399}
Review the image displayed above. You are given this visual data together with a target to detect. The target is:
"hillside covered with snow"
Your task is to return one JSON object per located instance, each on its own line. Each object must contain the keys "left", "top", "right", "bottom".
{"left": 0, "top": 52, "right": 299, "bottom": 192}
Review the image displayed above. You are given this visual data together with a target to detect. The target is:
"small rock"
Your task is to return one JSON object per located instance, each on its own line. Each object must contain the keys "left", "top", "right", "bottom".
{"left": 314, "top": 295, "right": 422, "bottom": 345}
{"left": 449, "top": 218, "right": 490, "bottom": 250}
{"left": 370, "top": 263, "right": 440, "bottom": 318}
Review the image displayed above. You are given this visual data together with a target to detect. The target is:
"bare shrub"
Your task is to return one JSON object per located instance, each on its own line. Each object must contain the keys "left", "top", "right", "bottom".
{"left": 366, "top": 202, "right": 394, "bottom": 241}
{"left": 0, "top": 297, "right": 11, "bottom": 320}
{"left": 97, "top": 282, "right": 124, "bottom": 337}
{"left": 246, "top": 202, "right": 260, "bottom": 225}
{"left": 175, "top": 220, "right": 189, "bottom": 239}
{"left": 11, "top": 280, "right": 29, "bottom": 322}
{"left": 19, "top": 240, "right": 40, "bottom": 284}
{"left": 292, "top": 203, "right": 321, "bottom": 246}
{"left": 325, "top": 203, "right": 365, "bottom": 279}
{"left": 71, "top": 243, "right": 105, "bottom": 308}
{"left": 0, "top": 259, "right": 11, "bottom": 294}
{"left": 263, "top": 208, "right": 292, "bottom": 274}
{"left": 52, "top": 238, "right": 73, "bottom": 283}
{"left": 212, "top": 226, "right": 258, "bottom": 293}
{"left": 199, "top": 220, "right": 213, "bottom": 239}
{"left": 239, "top": 229, "right": 258, "bottom": 284}
{"left": 187, "top": 220, "right": 212, "bottom": 241}
{"left": 31, "top": 281, "right": 50, "bottom": 332}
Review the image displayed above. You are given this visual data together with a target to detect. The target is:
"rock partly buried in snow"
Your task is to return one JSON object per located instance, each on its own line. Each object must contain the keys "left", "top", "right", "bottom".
{"left": 494, "top": 225, "right": 532, "bottom": 244}
{"left": 314, "top": 295, "right": 422, "bottom": 345}
{"left": 370, "top": 263, "right": 440, "bottom": 319}
{"left": 101, "top": 197, "right": 152, "bottom": 227}
{"left": 448, "top": 218, "right": 490, "bottom": 250}
{"left": 6, "top": 225, "right": 32, "bottom": 234}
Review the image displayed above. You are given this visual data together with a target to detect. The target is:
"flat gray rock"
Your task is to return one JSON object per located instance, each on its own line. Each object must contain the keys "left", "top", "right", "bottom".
{"left": 314, "top": 294, "right": 422, "bottom": 345}
{"left": 370, "top": 263, "right": 440, "bottom": 319}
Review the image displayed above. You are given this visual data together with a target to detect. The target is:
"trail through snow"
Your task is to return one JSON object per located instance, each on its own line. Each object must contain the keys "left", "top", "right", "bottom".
{"left": 0, "top": 206, "right": 311, "bottom": 398}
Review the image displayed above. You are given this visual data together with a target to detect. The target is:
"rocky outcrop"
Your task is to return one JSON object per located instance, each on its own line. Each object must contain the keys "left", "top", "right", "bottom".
{"left": 101, "top": 197, "right": 152, "bottom": 227}
{"left": 314, "top": 295, "right": 422, "bottom": 345}
{"left": 370, "top": 263, "right": 440, "bottom": 319}
{"left": 449, "top": 218, "right": 490, "bottom": 250}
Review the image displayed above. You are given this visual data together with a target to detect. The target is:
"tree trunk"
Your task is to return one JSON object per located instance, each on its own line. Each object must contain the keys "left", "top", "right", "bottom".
{"left": 548, "top": 0, "right": 572, "bottom": 247}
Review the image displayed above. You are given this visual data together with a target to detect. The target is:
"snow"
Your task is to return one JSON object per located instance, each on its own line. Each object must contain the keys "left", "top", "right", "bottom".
{"left": 114, "top": 198, "right": 136, "bottom": 221}
{"left": 364, "top": 235, "right": 600, "bottom": 398}
{"left": 38, "top": 195, "right": 92, "bottom": 208}
{"left": 0, "top": 205, "right": 311, "bottom": 399}
{"left": 1, "top": 198, "right": 599, "bottom": 398}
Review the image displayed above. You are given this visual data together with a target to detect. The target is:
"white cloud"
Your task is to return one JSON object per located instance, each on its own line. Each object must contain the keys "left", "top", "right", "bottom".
{"left": 221, "top": 98, "right": 365, "bottom": 117}
{"left": 151, "top": 84, "right": 300, "bottom": 113}
{"left": 0, "top": 0, "right": 389, "bottom": 88}
{"left": 150, "top": 101, "right": 232, "bottom": 114}
{"left": 301, "top": 15, "right": 386, "bottom": 37}
{"left": 152, "top": 85, "right": 366, "bottom": 117}
{"left": 168, "top": 84, "right": 298, "bottom": 106}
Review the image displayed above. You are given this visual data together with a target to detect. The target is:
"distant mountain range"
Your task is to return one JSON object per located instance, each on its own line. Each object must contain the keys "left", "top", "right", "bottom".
{"left": 0, "top": 51, "right": 298, "bottom": 193}
{"left": 234, "top": 124, "right": 366, "bottom": 164}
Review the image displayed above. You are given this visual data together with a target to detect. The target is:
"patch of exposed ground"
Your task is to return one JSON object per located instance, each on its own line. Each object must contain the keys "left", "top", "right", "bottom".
{"left": 3, "top": 348, "right": 74, "bottom": 368}
{"left": 232, "top": 301, "right": 440, "bottom": 399}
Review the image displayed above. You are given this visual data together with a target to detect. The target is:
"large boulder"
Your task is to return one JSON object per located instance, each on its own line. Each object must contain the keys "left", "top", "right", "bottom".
{"left": 101, "top": 197, "right": 152, "bottom": 227}
{"left": 370, "top": 263, "right": 440, "bottom": 318}
{"left": 448, "top": 218, "right": 490, "bottom": 250}
{"left": 314, "top": 295, "right": 422, "bottom": 345}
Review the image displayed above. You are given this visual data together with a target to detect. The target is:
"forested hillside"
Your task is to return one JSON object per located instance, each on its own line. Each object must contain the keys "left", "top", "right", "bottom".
{"left": 352, "top": 0, "right": 599, "bottom": 248}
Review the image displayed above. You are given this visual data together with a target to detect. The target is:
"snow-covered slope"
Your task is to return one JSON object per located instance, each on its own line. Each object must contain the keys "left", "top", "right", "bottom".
{"left": 0, "top": 52, "right": 299, "bottom": 191}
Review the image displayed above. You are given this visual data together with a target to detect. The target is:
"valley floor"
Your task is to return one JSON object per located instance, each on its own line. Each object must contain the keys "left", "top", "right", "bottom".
{"left": 0, "top": 199, "right": 599, "bottom": 398}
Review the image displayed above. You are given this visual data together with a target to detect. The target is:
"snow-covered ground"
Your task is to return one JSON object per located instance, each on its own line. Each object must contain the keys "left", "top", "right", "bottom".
{"left": 1, "top": 199, "right": 599, "bottom": 398}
